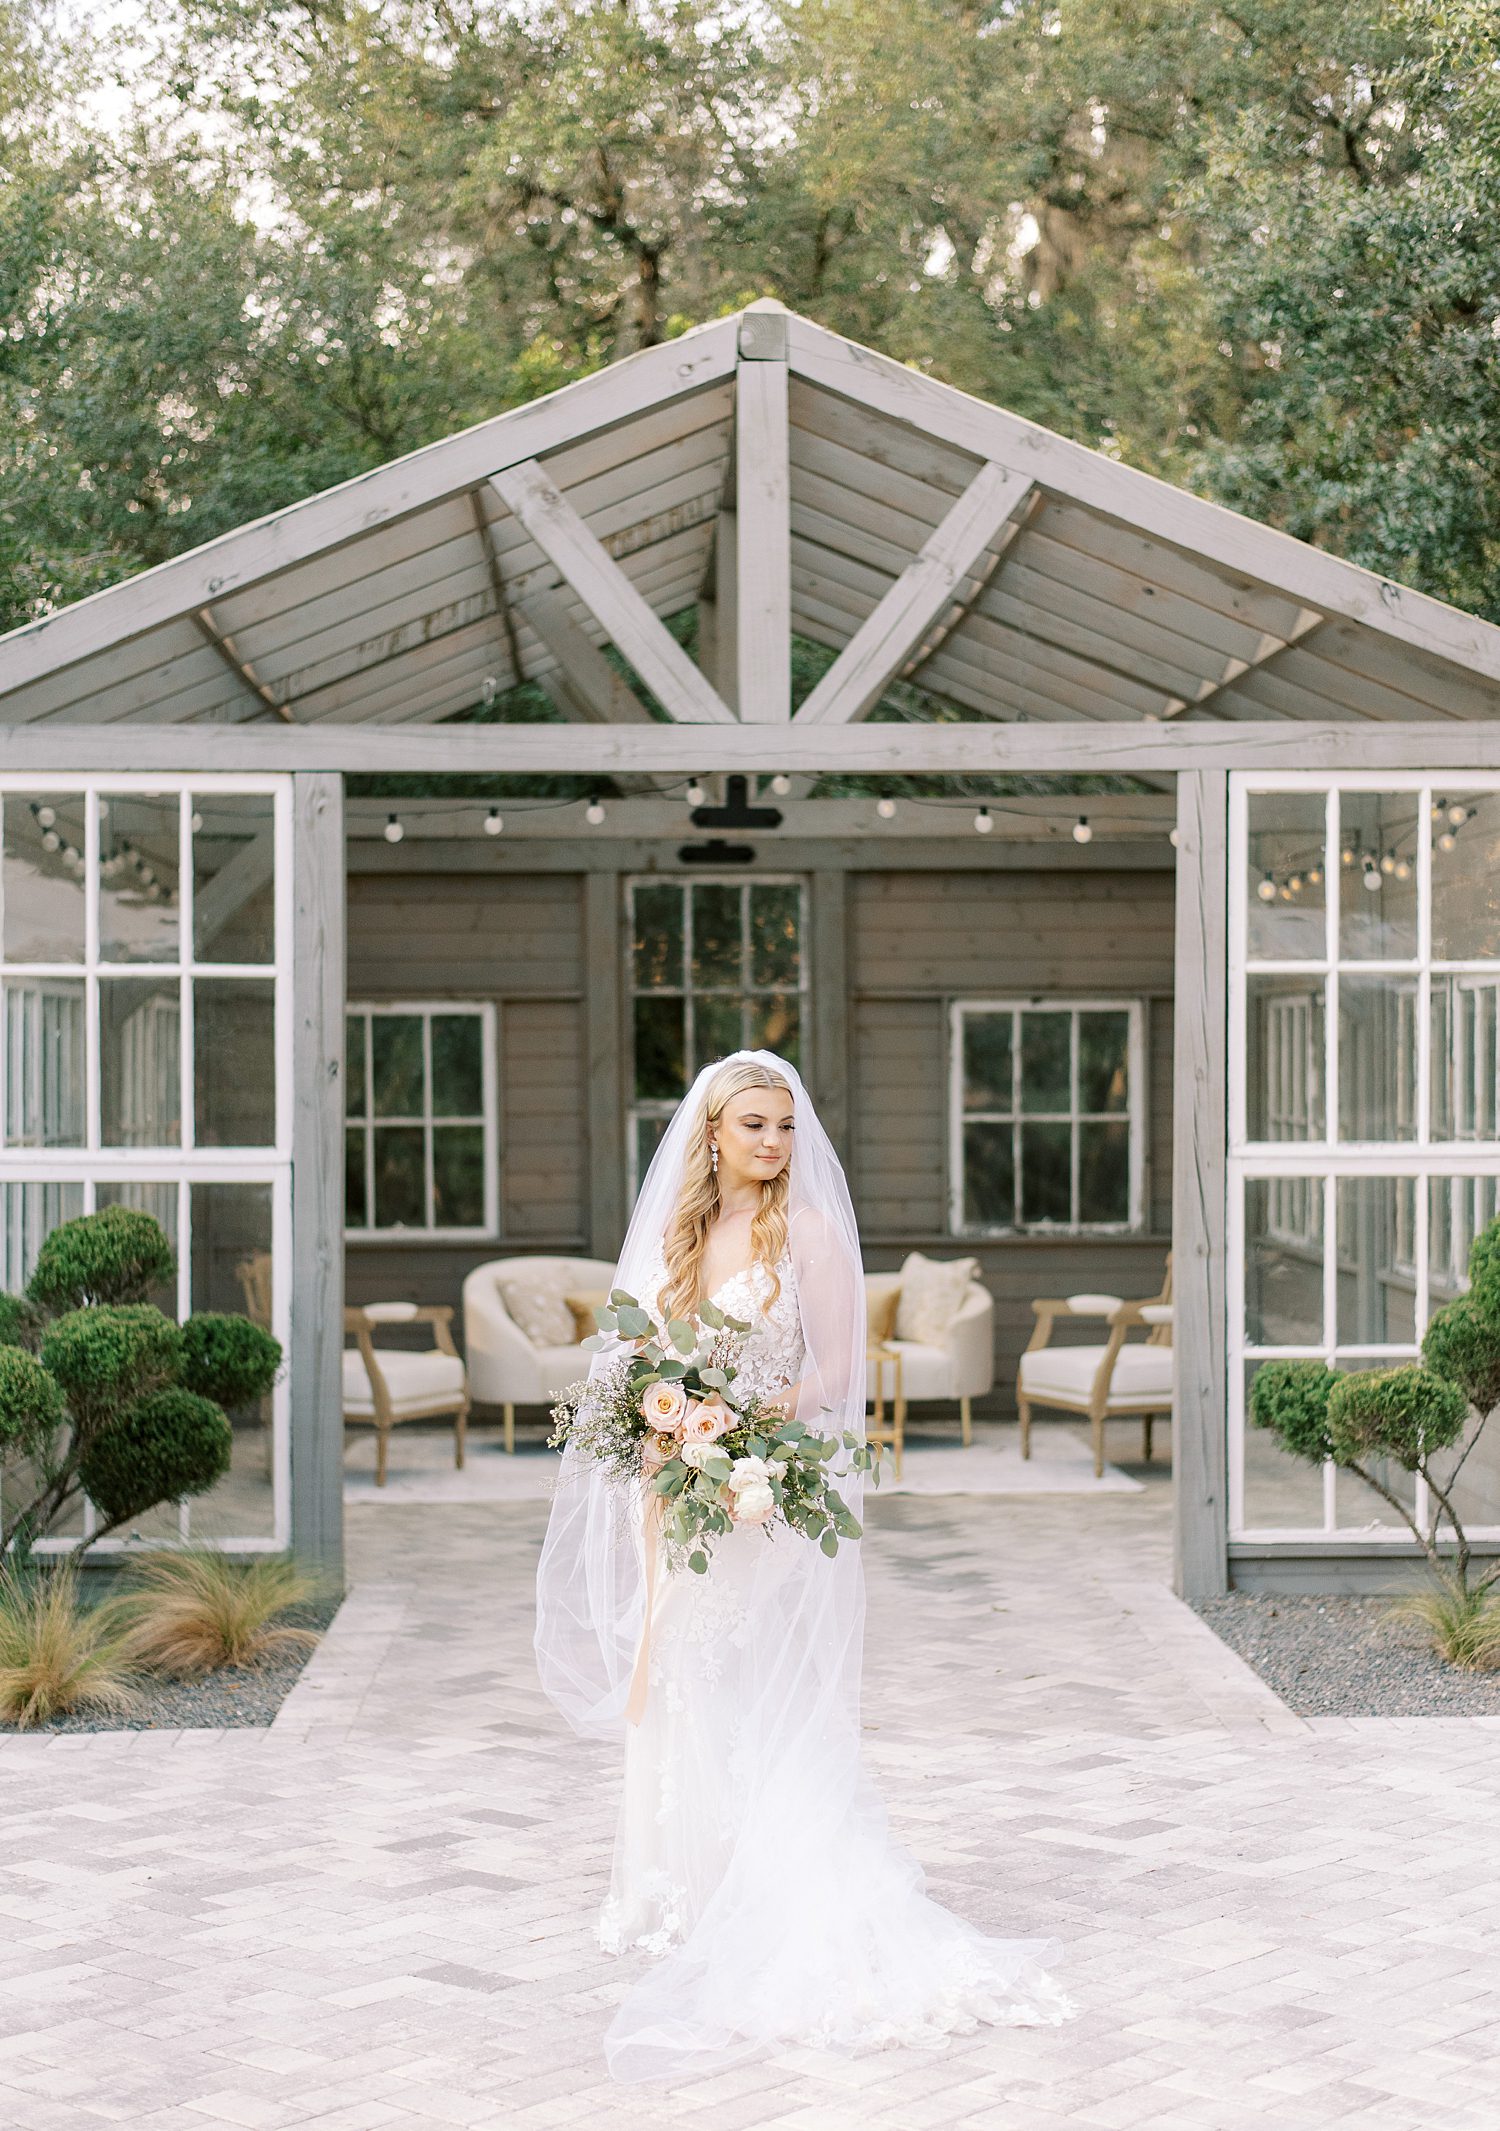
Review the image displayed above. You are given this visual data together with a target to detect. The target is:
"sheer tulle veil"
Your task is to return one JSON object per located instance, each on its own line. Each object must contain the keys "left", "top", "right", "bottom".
{"left": 533, "top": 1047, "right": 867, "bottom": 1741}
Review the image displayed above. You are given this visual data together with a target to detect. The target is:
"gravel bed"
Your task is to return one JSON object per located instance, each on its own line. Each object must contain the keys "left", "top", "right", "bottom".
{"left": 1194, "top": 1593, "right": 1500, "bottom": 1717}
{"left": 0, "top": 1595, "right": 343, "bottom": 1734}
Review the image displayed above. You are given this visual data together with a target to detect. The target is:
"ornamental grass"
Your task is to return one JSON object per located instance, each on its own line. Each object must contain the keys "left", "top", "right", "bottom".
{"left": 0, "top": 1566, "right": 139, "bottom": 1728}
{"left": 116, "top": 1550, "right": 323, "bottom": 1676}
{"left": 1390, "top": 1579, "right": 1500, "bottom": 1672}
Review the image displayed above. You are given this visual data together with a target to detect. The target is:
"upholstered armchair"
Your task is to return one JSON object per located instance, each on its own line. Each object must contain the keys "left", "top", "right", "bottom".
{"left": 343, "top": 1302, "right": 469, "bottom": 1487}
{"left": 462, "top": 1255, "right": 618, "bottom": 1452}
{"left": 863, "top": 1257, "right": 995, "bottom": 1448}
{"left": 1017, "top": 1258, "right": 1174, "bottom": 1478}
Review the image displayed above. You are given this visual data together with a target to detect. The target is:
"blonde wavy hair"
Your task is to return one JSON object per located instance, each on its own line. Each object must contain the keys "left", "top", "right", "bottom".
{"left": 659, "top": 1059, "right": 792, "bottom": 1324}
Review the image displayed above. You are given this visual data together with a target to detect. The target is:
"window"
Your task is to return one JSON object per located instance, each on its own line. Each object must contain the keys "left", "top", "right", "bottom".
{"left": 1231, "top": 777, "right": 1500, "bottom": 1540}
{"left": 628, "top": 879, "right": 806, "bottom": 1191}
{"left": 345, "top": 1003, "right": 496, "bottom": 1237}
{"left": 0, "top": 777, "right": 291, "bottom": 1551}
{"left": 950, "top": 1001, "right": 1143, "bottom": 1235}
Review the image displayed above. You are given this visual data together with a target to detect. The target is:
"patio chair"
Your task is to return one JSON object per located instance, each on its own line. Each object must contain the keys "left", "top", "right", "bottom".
{"left": 462, "top": 1255, "right": 619, "bottom": 1451}
{"left": 1017, "top": 1257, "right": 1174, "bottom": 1478}
{"left": 343, "top": 1302, "right": 469, "bottom": 1486}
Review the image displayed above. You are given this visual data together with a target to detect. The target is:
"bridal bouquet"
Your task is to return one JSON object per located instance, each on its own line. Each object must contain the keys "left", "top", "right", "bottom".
{"left": 548, "top": 1289, "right": 881, "bottom": 1575}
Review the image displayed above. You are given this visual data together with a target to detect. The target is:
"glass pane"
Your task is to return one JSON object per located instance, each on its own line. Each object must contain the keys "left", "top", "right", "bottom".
{"left": 371, "top": 1015, "right": 424, "bottom": 1117}
{"left": 431, "top": 1015, "right": 483, "bottom": 1118}
{"left": 372, "top": 1126, "right": 425, "bottom": 1228}
{"left": 95, "top": 1181, "right": 178, "bottom": 1313}
{"left": 195, "top": 979, "right": 275, "bottom": 1147}
{"left": 1337, "top": 792, "right": 1418, "bottom": 960}
{"left": 1331, "top": 1358, "right": 1419, "bottom": 1531}
{"left": 345, "top": 1127, "right": 368, "bottom": 1228}
{"left": 1335, "top": 1176, "right": 1417, "bottom": 1347}
{"left": 1247, "top": 792, "right": 1327, "bottom": 960}
{"left": 963, "top": 1121, "right": 1014, "bottom": 1229}
{"left": 191, "top": 794, "right": 274, "bottom": 963}
{"left": 1020, "top": 1121, "right": 1071, "bottom": 1224}
{"left": 1339, "top": 976, "right": 1415, "bottom": 1142}
{"left": 433, "top": 1124, "right": 485, "bottom": 1228}
{"left": 632, "top": 882, "right": 683, "bottom": 989}
{"left": 634, "top": 995, "right": 685, "bottom": 1099}
{"left": 749, "top": 994, "right": 799, "bottom": 1065}
{"left": 1243, "top": 1362, "right": 1326, "bottom": 1528}
{"left": 692, "top": 884, "right": 742, "bottom": 987}
{"left": 1019, "top": 1014, "right": 1070, "bottom": 1114}
{"left": 636, "top": 1114, "right": 668, "bottom": 1182}
{"left": 3, "top": 795, "right": 85, "bottom": 963}
{"left": 1431, "top": 791, "right": 1500, "bottom": 961}
{"left": 1245, "top": 1177, "right": 1324, "bottom": 1346}
{"left": 1077, "top": 1012, "right": 1129, "bottom": 1114}
{"left": 1431, "top": 978, "right": 1500, "bottom": 1142}
{"left": 750, "top": 883, "right": 800, "bottom": 988}
{"left": 1427, "top": 1174, "right": 1500, "bottom": 1308}
{"left": 3, "top": 978, "right": 85, "bottom": 1147}
{"left": 694, "top": 995, "right": 742, "bottom": 1072}
{"left": 346, "top": 1014, "right": 367, "bottom": 1117}
{"left": 0, "top": 1180, "right": 83, "bottom": 1290}
{"left": 1078, "top": 1121, "right": 1129, "bottom": 1223}
{"left": 100, "top": 977, "right": 181, "bottom": 1147}
{"left": 1246, "top": 975, "right": 1325, "bottom": 1142}
{"left": 188, "top": 1182, "right": 275, "bottom": 1539}
{"left": 100, "top": 793, "right": 182, "bottom": 964}
{"left": 962, "top": 1013, "right": 1013, "bottom": 1112}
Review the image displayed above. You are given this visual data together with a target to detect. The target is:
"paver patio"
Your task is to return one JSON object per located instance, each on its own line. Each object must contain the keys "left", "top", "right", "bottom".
{"left": 2, "top": 1429, "right": 1498, "bottom": 2131}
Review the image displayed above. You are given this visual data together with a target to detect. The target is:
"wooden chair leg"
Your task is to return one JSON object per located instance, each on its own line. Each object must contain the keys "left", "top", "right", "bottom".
{"left": 960, "top": 1395, "right": 973, "bottom": 1447}
{"left": 894, "top": 1390, "right": 905, "bottom": 1479}
{"left": 504, "top": 1401, "right": 515, "bottom": 1455}
{"left": 376, "top": 1423, "right": 389, "bottom": 1488}
{"left": 1142, "top": 1414, "right": 1154, "bottom": 1462}
{"left": 455, "top": 1400, "right": 468, "bottom": 1469}
{"left": 1092, "top": 1412, "right": 1105, "bottom": 1479}
{"left": 1018, "top": 1398, "right": 1032, "bottom": 1459}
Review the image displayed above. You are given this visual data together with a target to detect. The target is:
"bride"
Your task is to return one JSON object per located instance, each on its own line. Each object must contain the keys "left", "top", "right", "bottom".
{"left": 534, "top": 1050, "right": 1073, "bottom": 2081}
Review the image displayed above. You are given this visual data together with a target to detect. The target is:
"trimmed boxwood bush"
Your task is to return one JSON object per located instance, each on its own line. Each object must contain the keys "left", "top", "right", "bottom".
{"left": 1422, "top": 1295, "right": 1500, "bottom": 1420}
{"left": 0, "top": 1293, "right": 43, "bottom": 1353}
{"left": 41, "top": 1307, "right": 186, "bottom": 1428}
{"left": 180, "top": 1314, "right": 281, "bottom": 1412}
{"left": 27, "top": 1206, "right": 176, "bottom": 1311}
{"left": 1326, "top": 1365, "right": 1469, "bottom": 1472}
{"left": 78, "top": 1390, "right": 232, "bottom": 1526}
{"left": 0, "top": 1347, "right": 65, "bottom": 1457}
{"left": 1249, "top": 1359, "right": 1340, "bottom": 1464}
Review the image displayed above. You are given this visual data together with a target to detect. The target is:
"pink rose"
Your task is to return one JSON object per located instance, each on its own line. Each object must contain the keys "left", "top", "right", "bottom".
{"left": 641, "top": 1381, "right": 688, "bottom": 1433}
{"left": 682, "top": 1395, "right": 731, "bottom": 1443}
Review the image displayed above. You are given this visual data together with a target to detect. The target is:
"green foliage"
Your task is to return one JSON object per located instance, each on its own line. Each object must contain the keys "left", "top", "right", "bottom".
{"left": 180, "top": 1314, "right": 281, "bottom": 1412}
{"left": 1422, "top": 1295, "right": 1500, "bottom": 1420}
{"left": 116, "top": 1550, "right": 322, "bottom": 1675}
{"left": 1326, "top": 1366, "right": 1470, "bottom": 1474}
{"left": 1465, "top": 1217, "right": 1500, "bottom": 1314}
{"left": 0, "top": 1345, "right": 64, "bottom": 1457}
{"left": 40, "top": 1306, "right": 185, "bottom": 1428}
{"left": 0, "top": 1290, "right": 42, "bottom": 1351}
{"left": 0, "top": 1566, "right": 139, "bottom": 1729}
{"left": 77, "top": 1389, "right": 232, "bottom": 1526}
{"left": 1390, "top": 1577, "right": 1500, "bottom": 1671}
{"left": 27, "top": 1208, "right": 176, "bottom": 1312}
{"left": 1249, "top": 1360, "right": 1341, "bottom": 1464}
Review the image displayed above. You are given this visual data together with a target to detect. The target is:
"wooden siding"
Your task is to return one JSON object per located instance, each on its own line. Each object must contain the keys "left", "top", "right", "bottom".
{"left": 850, "top": 867, "right": 1177, "bottom": 994}
{"left": 346, "top": 872, "right": 583, "bottom": 995}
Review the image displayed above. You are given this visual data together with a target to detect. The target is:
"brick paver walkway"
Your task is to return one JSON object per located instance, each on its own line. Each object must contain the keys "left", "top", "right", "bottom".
{"left": 2, "top": 1446, "right": 1499, "bottom": 2130}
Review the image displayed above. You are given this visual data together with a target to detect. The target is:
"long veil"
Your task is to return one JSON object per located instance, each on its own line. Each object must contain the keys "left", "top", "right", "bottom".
{"left": 534, "top": 1049, "right": 1071, "bottom": 2081}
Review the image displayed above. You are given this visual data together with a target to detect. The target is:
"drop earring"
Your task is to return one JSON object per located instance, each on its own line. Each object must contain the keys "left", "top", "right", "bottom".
{"left": 710, "top": 1141, "right": 719, "bottom": 1175}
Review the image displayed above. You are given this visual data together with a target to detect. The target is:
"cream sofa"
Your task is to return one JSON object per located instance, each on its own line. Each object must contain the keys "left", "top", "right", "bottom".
{"left": 864, "top": 1265, "right": 995, "bottom": 1446}
{"left": 462, "top": 1255, "right": 617, "bottom": 1451}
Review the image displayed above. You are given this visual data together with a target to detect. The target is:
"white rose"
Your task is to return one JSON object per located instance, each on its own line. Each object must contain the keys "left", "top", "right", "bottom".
{"left": 680, "top": 1439, "right": 724, "bottom": 1470}
{"left": 729, "top": 1454, "right": 773, "bottom": 1486}
{"left": 731, "top": 1479, "right": 775, "bottom": 1524}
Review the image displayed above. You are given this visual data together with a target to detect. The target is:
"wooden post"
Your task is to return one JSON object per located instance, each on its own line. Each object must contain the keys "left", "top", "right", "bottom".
{"left": 810, "top": 869, "right": 850, "bottom": 1159}
{"left": 734, "top": 321, "right": 791, "bottom": 723}
{"left": 1172, "top": 769, "right": 1229, "bottom": 1599}
{"left": 290, "top": 772, "right": 346, "bottom": 1580}
{"left": 585, "top": 870, "right": 627, "bottom": 1258}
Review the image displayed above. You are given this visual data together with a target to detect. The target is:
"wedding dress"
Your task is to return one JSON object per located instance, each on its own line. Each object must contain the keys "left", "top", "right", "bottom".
{"left": 535, "top": 1053, "right": 1074, "bottom": 2082}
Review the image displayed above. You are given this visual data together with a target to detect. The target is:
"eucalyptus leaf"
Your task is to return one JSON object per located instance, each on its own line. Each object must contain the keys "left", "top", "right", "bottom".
{"left": 688, "top": 1549, "right": 708, "bottom": 1574}
{"left": 745, "top": 1434, "right": 767, "bottom": 1458}
{"left": 699, "top": 1299, "right": 726, "bottom": 1329}
{"left": 780, "top": 1420, "right": 806, "bottom": 1443}
{"left": 609, "top": 1289, "right": 638, "bottom": 1308}
{"left": 819, "top": 1528, "right": 840, "bottom": 1558}
{"left": 657, "top": 1358, "right": 687, "bottom": 1380}
{"left": 700, "top": 1367, "right": 728, "bottom": 1390}
{"left": 722, "top": 1313, "right": 752, "bottom": 1334}
{"left": 616, "top": 1305, "right": 651, "bottom": 1338}
{"left": 667, "top": 1317, "right": 696, "bottom": 1354}
{"left": 580, "top": 1334, "right": 605, "bottom": 1353}
{"left": 592, "top": 1304, "right": 616, "bottom": 1332}
{"left": 652, "top": 1461, "right": 687, "bottom": 1494}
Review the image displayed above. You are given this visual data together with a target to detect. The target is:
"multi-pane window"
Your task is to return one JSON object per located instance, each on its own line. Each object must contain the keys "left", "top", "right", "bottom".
{"left": 345, "top": 1004, "right": 496, "bottom": 1236}
{"left": 1232, "top": 777, "right": 1500, "bottom": 1539}
{"left": 628, "top": 879, "right": 806, "bottom": 1190}
{"left": 950, "top": 1001, "right": 1143, "bottom": 1235}
{"left": 0, "top": 777, "right": 290, "bottom": 1551}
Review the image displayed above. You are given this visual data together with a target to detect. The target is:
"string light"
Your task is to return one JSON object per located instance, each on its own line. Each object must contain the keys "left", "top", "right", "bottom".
{"left": 1257, "top": 873, "right": 1277, "bottom": 903}
{"left": 876, "top": 795, "right": 897, "bottom": 820}
{"left": 34, "top": 805, "right": 55, "bottom": 830}
{"left": 1342, "top": 848, "right": 1355, "bottom": 867}
{"left": 1438, "top": 827, "right": 1457, "bottom": 852}
{"left": 190, "top": 811, "right": 204, "bottom": 835}
{"left": 383, "top": 813, "right": 404, "bottom": 844}
{"left": 685, "top": 780, "right": 706, "bottom": 807}
{"left": 585, "top": 797, "right": 607, "bottom": 826}
{"left": 1308, "top": 865, "right": 1323, "bottom": 886}
{"left": 1394, "top": 857, "right": 1411, "bottom": 881}
{"left": 973, "top": 806, "right": 994, "bottom": 836}
{"left": 1362, "top": 859, "right": 1382, "bottom": 891}
{"left": 484, "top": 808, "right": 504, "bottom": 837}
{"left": 41, "top": 829, "right": 60, "bottom": 853}
{"left": 1380, "top": 850, "right": 1396, "bottom": 875}
{"left": 770, "top": 774, "right": 791, "bottom": 797}
{"left": 1168, "top": 827, "right": 1180, "bottom": 849}
{"left": 1072, "top": 815, "right": 1093, "bottom": 845}
{"left": 1449, "top": 801, "right": 1469, "bottom": 826}
{"left": 1287, "top": 873, "right": 1303, "bottom": 894}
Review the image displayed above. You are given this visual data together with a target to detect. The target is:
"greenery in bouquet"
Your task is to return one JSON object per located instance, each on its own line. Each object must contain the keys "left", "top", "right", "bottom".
{"left": 549, "top": 1289, "right": 881, "bottom": 1576}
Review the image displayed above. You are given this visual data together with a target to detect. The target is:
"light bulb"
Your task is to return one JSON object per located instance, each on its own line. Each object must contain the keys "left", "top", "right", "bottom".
{"left": 585, "top": 797, "right": 606, "bottom": 826}
{"left": 41, "top": 829, "right": 60, "bottom": 852}
{"left": 1394, "top": 858, "right": 1411, "bottom": 881}
{"left": 876, "top": 795, "right": 897, "bottom": 820}
{"left": 1257, "top": 875, "right": 1277, "bottom": 903}
{"left": 686, "top": 780, "right": 706, "bottom": 807}
{"left": 1279, "top": 885, "right": 1294, "bottom": 902}
{"left": 1438, "top": 828, "right": 1457, "bottom": 852}
{"left": 1072, "top": 816, "right": 1093, "bottom": 845}
{"left": 190, "top": 811, "right": 204, "bottom": 834}
{"left": 1168, "top": 827, "right": 1181, "bottom": 849}
{"left": 480, "top": 675, "right": 498, "bottom": 707}
{"left": 1449, "top": 801, "right": 1468, "bottom": 826}
{"left": 770, "top": 774, "right": 791, "bottom": 797}
{"left": 1342, "top": 848, "right": 1355, "bottom": 867}
{"left": 484, "top": 808, "right": 504, "bottom": 836}
{"left": 974, "top": 807, "right": 994, "bottom": 836}
{"left": 138, "top": 864, "right": 155, "bottom": 886}
{"left": 34, "top": 805, "right": 55, "bottom": 829}
{"left": 1433, "top": 799, "right": 1446, "bottom": 820}
{"left": 1363, "top": 864, "right": 1382, "bottom": 891}
{"left": 384, "top": 813, "right": 404, "bottom": 844}
{"left": 1308, "top": 866, "right": 1323, "bottom": 886}
{"left": 1380, "top": 850, "right": 1396, "bottom": 875}
{"left": 1288, "top": 874, "right": 1303, "bottom": 893}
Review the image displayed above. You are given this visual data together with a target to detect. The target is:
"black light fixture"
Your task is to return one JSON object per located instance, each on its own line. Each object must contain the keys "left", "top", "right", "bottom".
{"left": 688, "top": 775, "right": 782, "bottom": 831}
{"left": 677, "top": 838, "right": 756, "bottom": 865}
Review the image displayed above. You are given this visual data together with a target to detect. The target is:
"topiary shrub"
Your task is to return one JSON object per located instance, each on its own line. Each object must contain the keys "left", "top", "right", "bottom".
{"left": 180, "top": 1314, "right": 281, "bottom": 1412}
{"left": 1327, "top": 1365, "right": 1469, "bottom": 1474}
{"left": 1422, "top": 1296, "right": 1500, "bottom": 1422}
{"left": 0, "top": 1209, "right": 282, "bottom": 1558}
{"left": 27, "top": 1206, "right": 176, "bottom": 1312}
{"left": 1250, "top": 1360, "right": 1340, "bottom": 1465}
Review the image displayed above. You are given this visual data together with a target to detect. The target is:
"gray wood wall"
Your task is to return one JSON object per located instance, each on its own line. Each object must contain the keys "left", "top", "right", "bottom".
{"left": 344, "top": 854, "right": 1177, "bottom": 1420}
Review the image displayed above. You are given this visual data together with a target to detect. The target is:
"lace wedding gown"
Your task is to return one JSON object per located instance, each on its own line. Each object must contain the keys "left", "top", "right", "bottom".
{"left": 595, "top": 1245, "right": 1074, "bottom": 2080}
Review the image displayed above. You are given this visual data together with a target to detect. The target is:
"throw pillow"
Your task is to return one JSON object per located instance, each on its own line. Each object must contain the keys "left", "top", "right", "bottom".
{"left": 864, "top": 1275, "right": 901, "bottom": 1345}
{"left": 564, "top": 1288, "right": 611, "bottom": 1343}
{"left": 497, "top": 1271, "right": 576, "bottom": 1349}
{"left": 895, "top": 1252, "right": 980, "bottom": 1345}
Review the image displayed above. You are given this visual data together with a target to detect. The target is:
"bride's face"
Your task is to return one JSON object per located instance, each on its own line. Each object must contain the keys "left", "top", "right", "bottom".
{"left": 713, "top": 1087, "right": 794, "bottom": 1192}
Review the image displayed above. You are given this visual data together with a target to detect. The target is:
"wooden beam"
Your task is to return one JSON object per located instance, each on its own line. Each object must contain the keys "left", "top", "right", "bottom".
{"left": 795, "top": 464, "right": 1035, "bottom": 725}
{"left": 517, "top": 586, "right": 652, "bottom": 723}
{"left": 289, "top": 772, "right": 345, "bottom": 1580}
{"left": 1172, "top": 768, "right": 1228, "bottom": 1600}
{"left": 490, "top": 462, "right": 734, "bottom": 724}
{"left": 1162, "top": 609, "right": 1324, "bottom": 719}
{"left": 192, "top": 825, "right": 276, "bottom": 948}
{"left": 192, "top": 609, "right": 292, "bottom": 721}
{"left": 734, "top": 356, "right": 791, "bottom": 722}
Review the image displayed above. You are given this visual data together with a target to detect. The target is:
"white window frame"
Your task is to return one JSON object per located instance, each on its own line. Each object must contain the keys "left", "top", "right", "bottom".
{"left": 343, "top": 1000, "right": 498, "bottom": 1241}
{"left": 625, "top": 875, "right": 810, "bottom": 1201}
{"left": 1229, "top": 770, "right": 1500, "bottom": 1543}
{"left": 948, "top": 998, "right": 1145, "bottom": 1237}
{"left": 0, "top": 773, "right": 292, "bottom": 1554}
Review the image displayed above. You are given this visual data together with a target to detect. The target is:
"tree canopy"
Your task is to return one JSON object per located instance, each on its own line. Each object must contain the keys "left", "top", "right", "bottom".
{"left": 0, "top": 0, "right": 1496, "bottom": 638}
